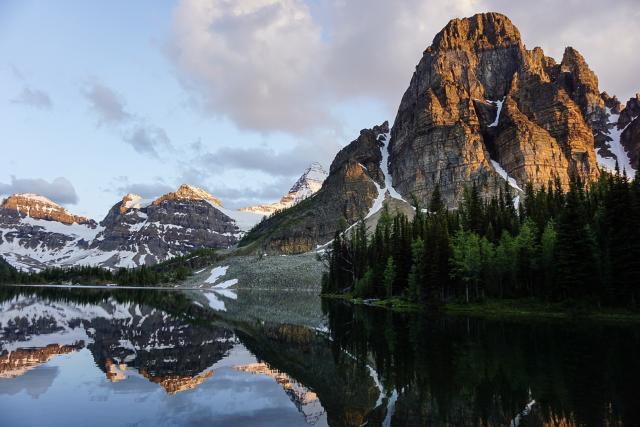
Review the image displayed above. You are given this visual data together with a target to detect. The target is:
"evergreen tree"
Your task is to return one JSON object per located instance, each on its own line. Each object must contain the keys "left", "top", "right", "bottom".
{"left": 383, "top": 256, "right": 396, "bottom": 299}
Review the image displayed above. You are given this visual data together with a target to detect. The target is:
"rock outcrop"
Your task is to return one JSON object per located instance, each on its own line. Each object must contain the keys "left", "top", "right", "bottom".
{"left": 240, "top": 123, "right": 390, "bottom": 253}
{"left": 152, "top": 184, "right": 223, "bottom": 207}
{"left": 0, "top": 194, "right": 94, "bottom": 226}
{"left": 240, "top": 162, "right": 328, "bottom": 216}
{"left": 389, "top": 12, "right": 600, "bottom": 207}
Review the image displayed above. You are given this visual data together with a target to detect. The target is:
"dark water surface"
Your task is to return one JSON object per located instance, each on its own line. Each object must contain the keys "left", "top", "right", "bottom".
{"left": 0, "top": 287, "right": 639, "bottom": 426}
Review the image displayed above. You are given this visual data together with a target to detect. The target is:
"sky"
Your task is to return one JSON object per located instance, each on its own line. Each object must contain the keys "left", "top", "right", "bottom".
{"left": 1, "top": 0, "right": 639, "bottom": 219}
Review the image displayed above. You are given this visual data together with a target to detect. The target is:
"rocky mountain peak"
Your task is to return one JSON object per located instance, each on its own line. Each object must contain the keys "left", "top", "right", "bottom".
{"left": 430, "top": 12, "right": 522, "bottom": 52}
{"left": 390, "top": 12, "right": 601, "bottom": 208}
{"left": 153, "top": 184, "right": 223, "bottom": 207}
{"left": 119, "top": 193, "right": 144, "bottom": 214}
{"left": 239, "top": 162, "right": 328, "bottom": 216}
{"left": 601, "top": 92, "right": 623, "bottom": 114}
{"left": 0, "top": 193, "right": 93, "bottom": 226}
{"left": 288, "top": 162, "right": 328, "bottom": 194}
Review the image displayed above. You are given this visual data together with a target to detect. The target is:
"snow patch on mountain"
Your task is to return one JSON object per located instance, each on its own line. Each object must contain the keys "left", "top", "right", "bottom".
{"left": 364, "top": 132, "right": 410, "bottom": 219}
{"left": 596, "top": 108, "right": 634, "bottom": 176}
{"left": 487, "top": 98, "right": 505, "bottom": 127}
{"left": 490, "top": 159, "right": 523, "bottom": 192}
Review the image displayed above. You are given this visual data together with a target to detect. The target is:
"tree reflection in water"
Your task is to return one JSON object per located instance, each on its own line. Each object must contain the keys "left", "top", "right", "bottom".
{"left": 322, "top": 299, "right": 640, "bottom": 426}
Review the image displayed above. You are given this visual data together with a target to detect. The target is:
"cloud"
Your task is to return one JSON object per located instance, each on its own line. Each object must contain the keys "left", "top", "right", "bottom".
{"left": 124, "top": 125, "right": 174, "bottom": 157}
{"left": 112, "top": 178, "right": 174, "bottom": 199}
{"left": 0, "top": 176, "right": 79, "bottom": 204}
{"left": 11, "top": 87, "right": 53, "bottom": 109}
{"left": 199, "top": 146, "right": 310, "bottom": 177}
{"left": 208, "top": 178, "right": 292, "bottom": 208}
{"left": 168, "top": 0, "right": 640, "bottom": 134}
{"left": 82, "top": 82, "right": 131, "bottom": 125}
{"left": 194, "top": 138, "right": 335, "bottom": 177}
{"left": 168, "top": 0, "right": 329, "bottom": 133}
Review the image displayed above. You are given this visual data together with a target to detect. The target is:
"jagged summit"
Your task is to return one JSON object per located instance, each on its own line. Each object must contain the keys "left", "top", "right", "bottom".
{"left": 153, "top": 184, "right": 223, "bottom": 207}
{"left": 389, "top": 11, "right": 602, "bottom": 208}
{"left": 1, "top": 193, "right": 93, "bottom": 225}
{"left": 119, "top": 193, "right": 144, "bottom": 214}
{"left": 287, "top": 162, "right": 327, "bottom": 197}
{"left": 430, "top": 12, "right": 522, "bottom": 52}
{"left": 240, "top": 162, "right": 328, "bottom": 216}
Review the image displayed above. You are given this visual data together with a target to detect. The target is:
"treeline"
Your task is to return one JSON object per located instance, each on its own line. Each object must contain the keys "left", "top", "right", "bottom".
{"left": 322, "top": 168, "right": 640, "bottom": 309}
{"left": 0, "top": 248, "right": 220, "bottom": 286}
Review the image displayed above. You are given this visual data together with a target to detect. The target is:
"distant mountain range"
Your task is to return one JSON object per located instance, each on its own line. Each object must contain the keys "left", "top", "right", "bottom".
{"left": 0, "top": 165, "right": 327, "bottom": 271}
{"left": 2, "top": 12, "right": 639, "bottom": 266}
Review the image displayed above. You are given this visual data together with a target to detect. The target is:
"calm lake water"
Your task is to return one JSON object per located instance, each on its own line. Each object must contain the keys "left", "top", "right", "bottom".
{"left": 1, "top": 286, "right": 639, "bottom": 426}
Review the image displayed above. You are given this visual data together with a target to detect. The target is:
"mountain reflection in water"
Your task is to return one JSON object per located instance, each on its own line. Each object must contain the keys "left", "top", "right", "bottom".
{"left": 0, "top": 287, "right": 639, "bottom": 426}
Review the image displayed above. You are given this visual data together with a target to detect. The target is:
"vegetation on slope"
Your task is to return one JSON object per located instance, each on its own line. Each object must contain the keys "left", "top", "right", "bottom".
{"left": 323, "top": 168, "right": 640, "bottom": 312}
{"left": 0, "top": 248, "right": 220, "bottom": 286}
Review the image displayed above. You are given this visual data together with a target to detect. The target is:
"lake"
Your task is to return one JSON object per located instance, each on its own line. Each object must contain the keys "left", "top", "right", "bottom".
{"left": 1, "top": 286, "right": 639, "bottom": 426}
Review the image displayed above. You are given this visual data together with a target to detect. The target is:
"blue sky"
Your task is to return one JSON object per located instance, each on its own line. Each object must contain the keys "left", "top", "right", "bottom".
{"left": 2, "top": 0, "right": 638, "bottom": 219}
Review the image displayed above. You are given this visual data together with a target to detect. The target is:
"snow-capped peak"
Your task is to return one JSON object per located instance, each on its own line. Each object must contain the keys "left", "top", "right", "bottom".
{"left": 239, "top": 163, "right": 328, "bottom": 216}
{"left": 153, "top": 184, "right": 223, "bottom": 207}
{"left": 287, "top": 162, "right": 328, "bottom": 195}
{"left": 1, "top": 193, "right": 93, "bottom": 225}
{"left": 119, "top": 193, "right": 144, "bottom": 214}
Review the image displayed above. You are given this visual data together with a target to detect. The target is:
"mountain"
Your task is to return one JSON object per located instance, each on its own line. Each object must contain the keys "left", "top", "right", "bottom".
{"left": 240, "top": 162, "right": 328, "bottom": 216}
{"left": 0, "top": 185, "right": 263, "bottom": 271}
{"left": 0, "top": 194, "right": 103, "bottom": 271}
{"left": 240, "top": 122, "right": 414, "bottom": 253}
{"left": 389, "top": 12, "right": 605, "bottom": 207}
{"left": 0, "top": 294, "right": 233, "bottom": 392}
{"left": 241, "top": 12, "right": 638, "bottom": 254}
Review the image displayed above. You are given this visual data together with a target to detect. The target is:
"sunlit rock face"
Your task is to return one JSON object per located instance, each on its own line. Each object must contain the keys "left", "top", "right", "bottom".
{"left": 389, "top": 12, "right": 602, "bottom": 207}
{"left": 0, "top": 194, "right": 94, "bottom": 226}
{"left": 140, "top": 369, "right": 214, "bottom": 395}
{"left": 0, "top": 344, "right": 82, "bottom": 379}
{"left": 235, "top": 363, "right": 325, "bottom": 424}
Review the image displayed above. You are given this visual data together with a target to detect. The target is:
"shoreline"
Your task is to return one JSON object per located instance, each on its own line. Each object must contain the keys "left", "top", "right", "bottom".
{"left": 321, "top": 294, "right": 640, "bottom": 322}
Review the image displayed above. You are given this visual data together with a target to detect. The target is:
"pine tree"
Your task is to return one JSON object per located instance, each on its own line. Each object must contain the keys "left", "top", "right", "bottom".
{"left": 407, "top": 238, "right": 425, "bottom": 302}
{"left": 383, "top": 256, "right": 396, "bottom": 299}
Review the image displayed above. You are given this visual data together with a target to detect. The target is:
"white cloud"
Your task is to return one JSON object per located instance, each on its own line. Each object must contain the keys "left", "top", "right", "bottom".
{"left": 169, "top": 0, "right": 328, "bottom": 133}
{"left": 168, "top": 0, "right": 640, "bottom": 134}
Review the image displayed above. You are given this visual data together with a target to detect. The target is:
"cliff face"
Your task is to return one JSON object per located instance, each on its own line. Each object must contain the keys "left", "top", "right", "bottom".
{"left": 389, "top": 12, "right": 600, "bottom": 207}
{"left": 1, "top": 194, "right": 95, "bottom": 226}
{"left": 239, "top": 123, "right": 388, "bottom": 254}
